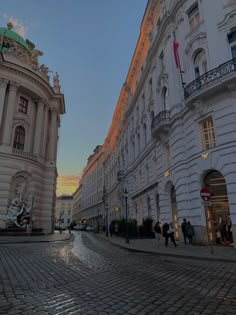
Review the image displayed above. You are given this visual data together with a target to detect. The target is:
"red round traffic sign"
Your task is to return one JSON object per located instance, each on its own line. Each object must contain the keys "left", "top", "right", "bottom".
{"left": 200, "top": 188, "right": 211, "bottom": 201}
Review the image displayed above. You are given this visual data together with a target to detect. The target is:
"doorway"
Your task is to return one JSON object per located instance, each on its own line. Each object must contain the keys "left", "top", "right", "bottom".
{"left": 203, "top": 170, "right": 233, "bottom": 245}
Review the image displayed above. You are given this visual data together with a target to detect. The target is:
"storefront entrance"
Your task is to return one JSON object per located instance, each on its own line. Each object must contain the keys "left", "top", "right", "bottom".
{"left": 171, "top": 186, "right": 179, "bottom": 240}
{"left": 203, "top": 170, "right": 233, "bottom": 245}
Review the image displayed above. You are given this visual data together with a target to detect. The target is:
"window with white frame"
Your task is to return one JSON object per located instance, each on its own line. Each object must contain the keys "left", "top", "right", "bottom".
{"left": 162, "top": 87, "right": 169, "bottom": 110}
{"left": 188, "top": 2, "right": 200, "bottom": 31}
{"left": 193, "top": 49, "right": 207, "bottom": 78}
{"left": 200, "top": 116, "right": 216, "bottom": 150}
{"left": 228, "top": 30, "right": 236, "bottom": 59}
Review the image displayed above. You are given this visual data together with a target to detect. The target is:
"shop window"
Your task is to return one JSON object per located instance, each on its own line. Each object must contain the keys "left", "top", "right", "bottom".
{"left": 188, "top": 2, "right": 201, "bottom": 31}
{"left": 19, "top": 97, "right": 28, "bottom": 114}
{"left": 13, "top": 126, "right": 25, "bottom": 151}
{"left": 201, "top": 116, "right": 216, "bottom": 150}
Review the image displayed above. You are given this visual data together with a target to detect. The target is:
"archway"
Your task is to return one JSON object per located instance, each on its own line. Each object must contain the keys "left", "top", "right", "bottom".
{"left": 203, "top": 170, "right": 233, "bottom": 245}
{"left": 171, "top": 186, "right": 179, "bottom": 240}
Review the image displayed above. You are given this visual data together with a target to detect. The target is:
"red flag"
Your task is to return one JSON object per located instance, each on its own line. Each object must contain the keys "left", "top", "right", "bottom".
{"left": 173, "top": 39, "right": 179, "bottom": 68}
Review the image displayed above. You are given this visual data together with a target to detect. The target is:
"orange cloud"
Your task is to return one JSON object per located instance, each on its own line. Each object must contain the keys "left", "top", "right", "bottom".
{"left": 56, "top": 175, "right": 80, "bottom": 196}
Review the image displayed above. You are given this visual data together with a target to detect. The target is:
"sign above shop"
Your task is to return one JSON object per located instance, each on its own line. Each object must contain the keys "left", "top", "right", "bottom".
{"left": 200, "top": 188, "right": 211, "bottom": 201}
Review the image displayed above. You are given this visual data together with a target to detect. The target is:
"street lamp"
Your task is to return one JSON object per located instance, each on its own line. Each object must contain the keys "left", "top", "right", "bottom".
{"left": 124, "top": 188, "right": 129, "bottom": 244}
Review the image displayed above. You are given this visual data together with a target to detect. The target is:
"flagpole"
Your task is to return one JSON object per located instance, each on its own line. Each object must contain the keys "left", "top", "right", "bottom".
{"left": 173, "top": 31, "right": 185, "bottom": 89}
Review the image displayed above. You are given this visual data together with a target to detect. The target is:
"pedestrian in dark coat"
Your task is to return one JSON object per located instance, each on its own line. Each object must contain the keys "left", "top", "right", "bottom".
{"left": 109, "top": 222, "right": 114, "bottom": 237}
{"left": 181, "top": 218, "right": 187, "bottom": 244}
{"left": 186, "top": 221, "right": 194, "bottom": 244}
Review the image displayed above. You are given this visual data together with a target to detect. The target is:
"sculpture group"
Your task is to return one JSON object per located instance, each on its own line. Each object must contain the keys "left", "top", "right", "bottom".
{"left": 5, "top": 189, "right": 34, "bottom": 228}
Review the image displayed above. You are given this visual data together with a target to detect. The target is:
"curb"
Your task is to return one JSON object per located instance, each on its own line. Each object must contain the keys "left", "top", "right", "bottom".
{"left": 0, "top": 233, "right": 74, "bottom": 244}
{"left": 98, "top": 235, "right": 236, "bottom": 264}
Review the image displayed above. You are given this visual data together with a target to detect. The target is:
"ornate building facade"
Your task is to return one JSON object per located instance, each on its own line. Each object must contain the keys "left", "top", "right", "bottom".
{"left": 78, "top": 0, "right": 236, "bottom": 245}
{"left": 0, "top": 24, "right": 65, "bottom": 234}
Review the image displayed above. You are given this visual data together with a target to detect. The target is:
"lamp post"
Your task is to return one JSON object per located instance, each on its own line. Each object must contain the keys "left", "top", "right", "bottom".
{"left": 124, "top": 188, "right": 129, "bottom": 244}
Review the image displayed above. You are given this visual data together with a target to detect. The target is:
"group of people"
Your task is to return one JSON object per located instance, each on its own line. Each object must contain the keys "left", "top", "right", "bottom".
{"left": 154, "top": 219, "right": 194, "bottom": 247}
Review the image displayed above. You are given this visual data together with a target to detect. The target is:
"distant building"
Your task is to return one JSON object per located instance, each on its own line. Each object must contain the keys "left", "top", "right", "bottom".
{"left": 73, "top": 184, "right": 82, "bottom": 223}
{"left": 0, "top": 23, "right": 65, "bottom": 233}
{"left": 55, "top": 196, "right": 73, "bottom": 227}
{"left": 78, "top": 0, "right": 236, "bottom": 246}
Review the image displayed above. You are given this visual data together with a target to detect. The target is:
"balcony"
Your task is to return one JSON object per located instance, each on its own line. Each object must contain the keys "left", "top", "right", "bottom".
{"left": 184, "top": 58, "right": 236, "bottom": 102}
{"left": 151, "top": 110, "right": 170, "bottom": 138}
{"left": 12, "top": 148, "right": 36, "bottom": 160}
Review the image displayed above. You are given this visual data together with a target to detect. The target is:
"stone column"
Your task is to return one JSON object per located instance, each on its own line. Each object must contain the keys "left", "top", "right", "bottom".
{"left": 48, "top": 108, "right": 58, "bottom": 161}
{"left": 2, "top": 81, "right": 19, "bottom": 146}
{"left": 42, "top": 104, "right": 49, "bottom": 158}
{"left": 0, "top": 79, "right": 8, "bottom": 129}
{"left": 33, "top": 100, "right": 45, "bottom": 156}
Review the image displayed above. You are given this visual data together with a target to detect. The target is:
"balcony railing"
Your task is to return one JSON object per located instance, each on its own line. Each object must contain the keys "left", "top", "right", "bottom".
{"left": 184, "top": 58, "right": 236, "bottom": 99}
{"left": 151, "top": 110, "right": 170, "bottom": 137}
{"left": 12, "top": 148, "right": 36, "bottom": 160}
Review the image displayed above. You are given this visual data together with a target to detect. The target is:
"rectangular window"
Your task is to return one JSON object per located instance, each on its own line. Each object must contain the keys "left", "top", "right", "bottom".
{"left": 19, "top": 97, "right": 28, "bottom": 114}
{"left": 231, "top": 45, "right": 236, "bottom": 59}
{"left": 188, "top": 3, "right": 200, "bottom": 31}
{"left": 201, "top": 117, "right": 216, "bottom": 150}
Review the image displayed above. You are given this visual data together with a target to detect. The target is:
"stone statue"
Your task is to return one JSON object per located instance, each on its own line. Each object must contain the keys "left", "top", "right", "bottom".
{"left": 26, "top": 39, "right": 44, "bottom": 70}
{"left": 53, "top": 72, "right": 61, "bottom": 93}
{"left": 5, "top": 190, "right": 34, "bottom": 228}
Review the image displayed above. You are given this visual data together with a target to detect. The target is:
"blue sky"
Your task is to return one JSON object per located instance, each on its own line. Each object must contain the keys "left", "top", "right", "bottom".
{"left": 0, "top": 0, "right": 147, "bottom": 177}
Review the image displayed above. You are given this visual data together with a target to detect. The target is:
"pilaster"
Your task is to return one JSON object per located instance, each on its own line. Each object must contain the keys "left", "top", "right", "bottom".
{"left": 33, "top": 100, "right": 45, "bottom": 156}
{"left": 2, "top": 81, "right": 19, "bottom": 146}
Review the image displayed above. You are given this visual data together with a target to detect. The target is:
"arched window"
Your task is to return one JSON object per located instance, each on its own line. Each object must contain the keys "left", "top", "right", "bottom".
{"left": 193, "top": 49, "right": 207, "bottom": 78}
{"left": 162, "top": 86, "right": 169, "bottom": 110}
{"left": 13, "top": 126, "right": 25, "bottom": 150}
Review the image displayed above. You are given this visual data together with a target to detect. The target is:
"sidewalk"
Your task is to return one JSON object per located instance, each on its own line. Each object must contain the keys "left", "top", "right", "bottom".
{"left": 97, "top": 233, "right": 236, "bottom": 263}
{"left": 0, "top": 231, "right": 73, "bottom": 244}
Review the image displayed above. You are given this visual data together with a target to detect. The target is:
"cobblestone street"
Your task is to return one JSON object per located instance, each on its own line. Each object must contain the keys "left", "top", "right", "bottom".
{"left": 0, "top": 232, "right": 236, "bottom": 315}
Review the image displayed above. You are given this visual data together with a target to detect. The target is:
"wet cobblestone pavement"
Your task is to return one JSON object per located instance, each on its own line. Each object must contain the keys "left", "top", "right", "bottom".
{"left": 0, "top": 231, "right": 236, "bottom": 315}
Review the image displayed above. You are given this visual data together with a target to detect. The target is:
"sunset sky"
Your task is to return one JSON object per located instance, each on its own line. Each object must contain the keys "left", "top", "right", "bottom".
{"left": 0, "top": 0, "right": 147, "bottom": 195}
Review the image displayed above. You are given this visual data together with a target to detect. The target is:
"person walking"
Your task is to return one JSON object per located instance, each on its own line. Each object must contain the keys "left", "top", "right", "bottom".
{"left": 114, "top": 222, "right": 119, "bottom": 236}
{"left": 181, "top": 218, "right": 187, "bottom": 244}
{"left": 154, "top": 221, "right": 162, "bottom": 240}
{"left": 186, "top": 221, "right": 194, "bottom": 244}
{"left": 109, "top": 222, "right": 114, "bottom": 237}
{"left": 163, "top": 222, "right": 177, "bottom": 247}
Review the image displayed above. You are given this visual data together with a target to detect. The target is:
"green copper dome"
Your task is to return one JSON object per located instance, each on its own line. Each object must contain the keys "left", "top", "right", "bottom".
{"left": 0, "top": 27, "right": 29, "bottom": 50}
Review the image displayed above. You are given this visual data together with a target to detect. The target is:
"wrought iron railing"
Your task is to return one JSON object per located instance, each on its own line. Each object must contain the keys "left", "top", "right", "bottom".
{"left": 184, "top": 58, "right": 236, "bottom": 99}
{"left": 151, "top": 110, "right": 170, "bottom": 130}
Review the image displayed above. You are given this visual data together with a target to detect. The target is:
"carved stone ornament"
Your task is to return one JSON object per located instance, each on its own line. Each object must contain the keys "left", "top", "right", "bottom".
{"left": 4, "top": 182, "right": 34, "bottom": 228}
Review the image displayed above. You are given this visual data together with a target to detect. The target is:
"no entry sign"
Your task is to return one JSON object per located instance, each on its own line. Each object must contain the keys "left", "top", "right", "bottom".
{"left": 200, "top": 188, "right": 211, "bottom": 201}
